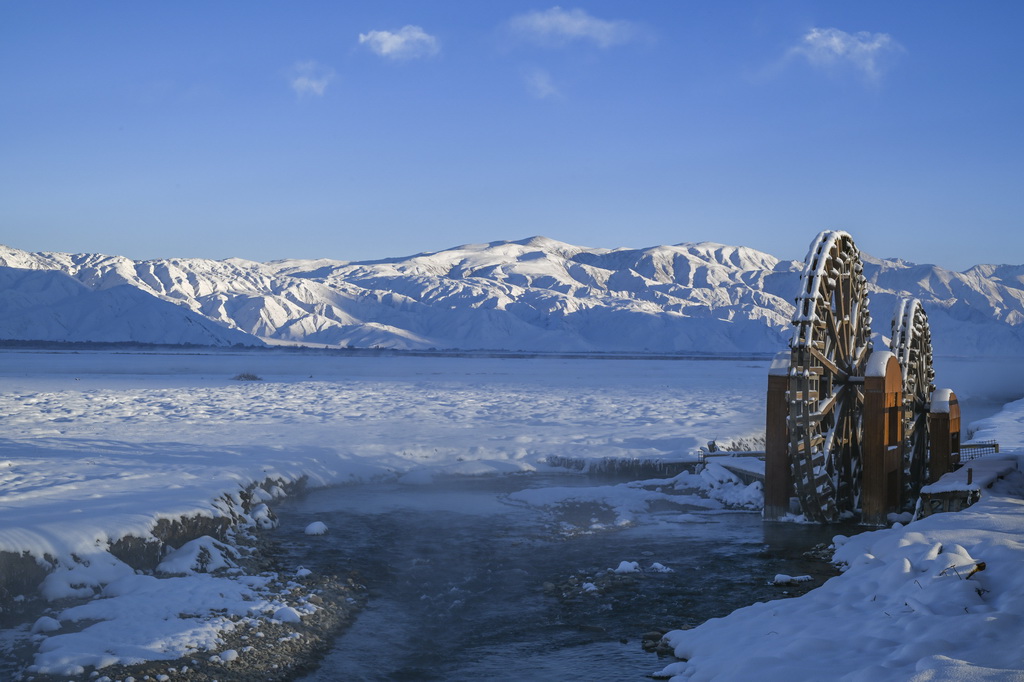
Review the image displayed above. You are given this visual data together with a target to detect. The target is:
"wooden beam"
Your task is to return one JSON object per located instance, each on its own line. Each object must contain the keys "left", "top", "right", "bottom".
{"left": 808, "top": 346, "right": 846, "bottom": 381}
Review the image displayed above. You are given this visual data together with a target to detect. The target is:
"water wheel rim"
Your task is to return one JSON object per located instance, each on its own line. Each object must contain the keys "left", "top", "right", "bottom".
{"left": 890, "top": 297, "right": 935, "bottom": 502}
{"left": 787, "top": 230, "right": 872, "bottom": 523}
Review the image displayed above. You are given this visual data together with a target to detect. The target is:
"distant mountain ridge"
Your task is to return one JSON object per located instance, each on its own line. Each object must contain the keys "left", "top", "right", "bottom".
{"left": 1, "top": 236, "right": 1023, "bottom": 356}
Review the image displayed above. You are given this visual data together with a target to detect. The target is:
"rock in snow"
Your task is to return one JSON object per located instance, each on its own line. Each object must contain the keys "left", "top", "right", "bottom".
{"left": 30, "top": 616, "right": 62, "bottom": 634}
{"left": 272, "top": 606, "right": 303, "bottom": 623}
{"left": 3, "top": 236, "right": 1024, "bottom": 355}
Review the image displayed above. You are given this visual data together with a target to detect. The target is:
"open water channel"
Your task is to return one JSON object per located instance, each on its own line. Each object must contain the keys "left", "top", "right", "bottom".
{"left": 277, "top": 473, "right": 839, "bottom": 681}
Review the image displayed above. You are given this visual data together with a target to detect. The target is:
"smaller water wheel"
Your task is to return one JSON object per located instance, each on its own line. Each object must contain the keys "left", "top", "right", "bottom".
{"left": 890, "top": 297, "right": 935, "bottom": 503}
{"left": 788, "top": 231, "right": 873, "bottom": 523}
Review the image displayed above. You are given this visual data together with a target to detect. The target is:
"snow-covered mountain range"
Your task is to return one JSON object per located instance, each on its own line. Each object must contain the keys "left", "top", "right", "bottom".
{"left": 2, "top": 236, "right": 1023, "bottom": 356}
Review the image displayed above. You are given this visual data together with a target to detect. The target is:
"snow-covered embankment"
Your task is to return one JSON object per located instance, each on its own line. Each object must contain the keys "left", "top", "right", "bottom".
{"left": 655, "top": 399, "right": 1024, "bottom": 681}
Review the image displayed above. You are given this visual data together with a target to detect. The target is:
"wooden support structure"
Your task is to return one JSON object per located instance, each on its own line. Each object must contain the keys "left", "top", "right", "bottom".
{"left": 918, "top": 457, "right": 1016, "bottom": 518}
{"left": 861, "top": 352, "right": 903, "bottom": 526}
{"left": 927, "top": 388, "right": 961, "bottom": 483}
{"left": 764, "top": 352, "right": 792, "bottom": 520}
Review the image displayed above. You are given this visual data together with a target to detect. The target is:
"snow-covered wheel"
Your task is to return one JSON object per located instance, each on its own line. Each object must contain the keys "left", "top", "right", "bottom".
{"left": 788, "top": 231, "right": 873, "bottom": 523}
{"left": 890, "top": 297, "right": 935, "bottom": 503}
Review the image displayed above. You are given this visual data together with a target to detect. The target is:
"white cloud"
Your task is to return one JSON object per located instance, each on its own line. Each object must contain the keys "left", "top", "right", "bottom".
{"left": 789, "top": 27, "right": 903, "bottom": 82}
{"left": 508, "top": 6, "right": 640, "bottom": 48}
{"left": 358, "top": 25, "right": 440, "bottom": 60}
{"left": 525, "top": 68, "right": 561, "bottom": 99}
{"left": 290, "top": 60, "right": 334, "bottom": 96}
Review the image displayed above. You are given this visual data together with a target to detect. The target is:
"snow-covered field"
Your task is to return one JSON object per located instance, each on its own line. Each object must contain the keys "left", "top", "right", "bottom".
{"left": 0, "top": 349, "right": 767, "bottom": 677}
{"left": 3, "top": 348, "right": 1024, "bottom": 680}
{"left": 0, "top": 350, "right": 766, "bottom": 559}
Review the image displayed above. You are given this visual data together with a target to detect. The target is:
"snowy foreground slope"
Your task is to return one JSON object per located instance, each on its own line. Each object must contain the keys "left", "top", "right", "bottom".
{"left": 4, "top": 237, "right": 1024, "bottom": 355}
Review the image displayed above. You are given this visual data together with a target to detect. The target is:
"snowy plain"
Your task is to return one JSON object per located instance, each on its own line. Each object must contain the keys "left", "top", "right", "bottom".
{"left": 3, "top": 348, "right": 1024, "bottom": 679}
{"left": 0, "top": 349, "right": 768, "bottom": 558}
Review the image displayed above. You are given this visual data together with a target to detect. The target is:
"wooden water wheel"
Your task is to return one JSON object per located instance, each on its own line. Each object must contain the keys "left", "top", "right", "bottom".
{"left": 890, "top": 297, "right": 935, "bottom": 503}
{"left": 788, "top": 231, "right": 873, "bottom": 523}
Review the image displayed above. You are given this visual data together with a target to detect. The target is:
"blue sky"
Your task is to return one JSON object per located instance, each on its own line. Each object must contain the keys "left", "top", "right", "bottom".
{"left": 2, "top": 2, "right": 1022, "bottom": 270}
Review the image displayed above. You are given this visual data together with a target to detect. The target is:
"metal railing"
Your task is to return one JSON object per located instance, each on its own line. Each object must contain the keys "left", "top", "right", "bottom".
{"left": 695, "top": 450, "right": 766, "bottom": 464}
{"left": 960, "top": 441, "right": 1000, "bottom": 461}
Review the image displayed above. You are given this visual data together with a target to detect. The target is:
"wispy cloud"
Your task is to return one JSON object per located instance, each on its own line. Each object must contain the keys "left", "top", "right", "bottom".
{"left": 358, "top": 25, "right": 440, "bottom": 60}
{"left": 508, "top": 6, "right": 640, "bottom": 48}
{"left": 289, "top": 60, "right": 334, "bottom": 96}
{"left": 788, "top": 27, "right": 903, "bottom": 82}
{"left": 524, "top": 68, "right": 561, "bottom": 99}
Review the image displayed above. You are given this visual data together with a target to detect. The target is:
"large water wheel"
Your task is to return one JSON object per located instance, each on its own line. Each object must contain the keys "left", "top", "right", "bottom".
{"left": 890, "top": 297, "right": 935, "bottom": 503}
{"left": 788, "top": 231, "right": 873, "bottom": 523}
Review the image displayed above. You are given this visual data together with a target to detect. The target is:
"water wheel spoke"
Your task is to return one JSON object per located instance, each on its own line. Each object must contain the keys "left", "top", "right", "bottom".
{"left": 808, "top": 345, "right": 846, "bottom": 381}
{"left": 794, "top": 434, "right": 826, "bottom": 453}
{"left": 844, "top": 270, "right": 856, "bottom": 351}
{"left": 816, "top": 384, "right": 844, "bottom": 419}
{"left": 851, "top": 342, "right": 870, "bottom": 376}
{"left": 831, "top": 303, "right": 849, "bottom": 365}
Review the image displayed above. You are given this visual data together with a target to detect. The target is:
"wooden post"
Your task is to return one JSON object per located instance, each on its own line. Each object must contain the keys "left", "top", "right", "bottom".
{"left": 861, "top": 351, "right": 903, "bottom": 526}
{"left": 764, "top": 352, "right": 792, "bottom": 520}
{"left": 928, "top": 389, "right": 961, "bottom": 483}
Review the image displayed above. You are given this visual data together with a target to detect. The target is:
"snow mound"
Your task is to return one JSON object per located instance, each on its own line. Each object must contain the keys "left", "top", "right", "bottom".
{"left": 304, "top": 521, "right": 328, "bottom": 535}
